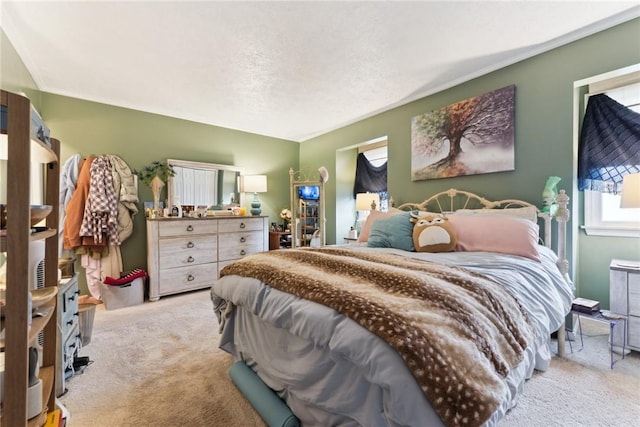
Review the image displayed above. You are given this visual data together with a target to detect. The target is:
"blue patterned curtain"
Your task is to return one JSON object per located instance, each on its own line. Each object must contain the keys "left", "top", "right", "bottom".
{"left": 578, "top": 94, "right": 640, "bottom": 193}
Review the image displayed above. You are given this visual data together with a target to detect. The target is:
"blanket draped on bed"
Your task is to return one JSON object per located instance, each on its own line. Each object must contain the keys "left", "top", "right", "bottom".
{"left": 219, "top": 247, "right": 537, "bottom": 427}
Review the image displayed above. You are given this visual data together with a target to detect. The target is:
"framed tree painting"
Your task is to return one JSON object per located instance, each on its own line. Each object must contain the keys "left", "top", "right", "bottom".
{"left": 411, "top": 85, "right": 515, "bottom": 181}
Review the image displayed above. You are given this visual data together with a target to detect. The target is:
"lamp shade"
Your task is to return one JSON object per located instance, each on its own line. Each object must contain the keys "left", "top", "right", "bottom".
{"left": 242, "top": 175, "right": 267, "bottom": 193}
{"left": 356, "top": 192, "right": 380, "bottom": 211}
{"left": 620, "top": 173, "right": 640, "bottom": 208}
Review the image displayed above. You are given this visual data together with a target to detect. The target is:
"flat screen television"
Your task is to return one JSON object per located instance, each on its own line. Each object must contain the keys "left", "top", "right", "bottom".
{"left": 298, "top": 185, "right": 320, "bottom": 201}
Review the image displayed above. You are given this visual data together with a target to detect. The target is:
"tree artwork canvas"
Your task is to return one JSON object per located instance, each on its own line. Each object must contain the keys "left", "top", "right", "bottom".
{"left": 411, "top": 85, "right": 515, "bottom": 181}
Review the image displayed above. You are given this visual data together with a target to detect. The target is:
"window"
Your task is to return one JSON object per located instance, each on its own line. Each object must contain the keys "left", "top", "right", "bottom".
{"left": 582, "top": 80, "right": 640, "bottom": 238}
{"left": 584, "top": 190, "right": 640, "bottom": 237}
{"left": 354, "top": 143, "right": 388, "bottom": 210}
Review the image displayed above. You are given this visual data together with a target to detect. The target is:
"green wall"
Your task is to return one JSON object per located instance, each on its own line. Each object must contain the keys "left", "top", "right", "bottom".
{"left": 300, "top": 18, "right": 640, "bottom": 308}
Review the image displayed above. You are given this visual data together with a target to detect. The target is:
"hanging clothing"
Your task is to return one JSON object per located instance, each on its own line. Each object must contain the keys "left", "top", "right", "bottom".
{"left": 81, "top": 254, "right": 102, "bottom": 300}
{"left": 80, "top": 155, "right": 119, "bottom": 245}
{"left": 101, "top": 155, "right": 139, "bottom": 282}
{"left": 59, "top": 154, "right": 83, "bottom": 255}
{"left": 106, "top": 154, "right": 139, "bottom": 243}
{"left": 63, "top": 155, "right": 95, "bottom": 251}
{"left": 101, "top": 246, "right": 124, "bottom": 284}
{"left": 578, "top": 93, "right": 640, "bottom": 193}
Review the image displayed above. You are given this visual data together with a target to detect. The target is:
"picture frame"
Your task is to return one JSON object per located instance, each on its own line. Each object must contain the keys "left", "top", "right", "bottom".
{"left": 411, "top": 85, "right": 515, "bottom": 181}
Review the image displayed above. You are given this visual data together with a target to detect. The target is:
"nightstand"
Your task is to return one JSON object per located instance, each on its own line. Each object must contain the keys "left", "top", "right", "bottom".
{"left": 569, "top": 308, "right": 627, "bottom": 369}
{"left": 610, "top": 259, "right": 640, "bottom": 352}
{"left": 344, "top": 237, "right": 358, "bottom": 244}
{"left": 269, "top": 231, "right": 291, "bottom": 250}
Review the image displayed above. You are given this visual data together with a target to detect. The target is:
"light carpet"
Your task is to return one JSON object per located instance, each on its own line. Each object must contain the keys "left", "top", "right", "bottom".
{"left": 60, "top": 290, "right": 640, "bottom": 426}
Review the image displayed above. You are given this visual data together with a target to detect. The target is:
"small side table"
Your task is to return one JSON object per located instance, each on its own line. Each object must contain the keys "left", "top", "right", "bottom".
{"left": 269, "top": 231, "right": 291, "bottom": 250}
{"left": 570, "top": 309, "right": 627, "bottom": 369}
{"left": 343, "top": 237, "right": 358, "bottom": 244}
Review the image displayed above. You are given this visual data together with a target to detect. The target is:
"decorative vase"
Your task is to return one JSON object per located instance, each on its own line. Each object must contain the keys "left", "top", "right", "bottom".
{"left": 150, "top": 175, "right": 165, "bottom": 214}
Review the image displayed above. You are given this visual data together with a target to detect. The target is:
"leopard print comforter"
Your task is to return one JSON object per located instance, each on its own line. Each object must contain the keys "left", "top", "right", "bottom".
{"left": 220, "top": 247, "right": 536, "bottom": 427}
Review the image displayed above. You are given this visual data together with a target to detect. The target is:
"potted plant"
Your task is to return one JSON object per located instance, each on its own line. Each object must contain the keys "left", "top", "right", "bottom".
{"left": 134, "top": 161, "right": 175, "bottom": 213}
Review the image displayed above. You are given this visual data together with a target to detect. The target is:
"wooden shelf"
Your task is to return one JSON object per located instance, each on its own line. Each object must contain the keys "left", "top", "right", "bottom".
{"left": 15, "top": 366, "right": 55, "bottom": 427}
{"left": 0, "top": 366, "right": 55, "bottom": 427}
{"left": 32, "top": 229, "right": 57, "bottom": 241}
{"left": 0, "top": 294, "right": 56, "bottom": 350}
{"left": 0, "top": 135, "right": 56, "bottom": 164}
{"left": 1, "top": 89, "right": 61, "bottom": 427}
{"left": 0, "top": 228, "right": 58, "bottom": 252}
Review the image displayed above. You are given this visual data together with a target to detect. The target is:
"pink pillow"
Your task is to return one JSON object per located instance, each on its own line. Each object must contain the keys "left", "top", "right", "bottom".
{"left": 357, "top": 209, "right": 403, "bottom": 242}
{"left": 447, "top": 214, "right": 541, "bottom": 261}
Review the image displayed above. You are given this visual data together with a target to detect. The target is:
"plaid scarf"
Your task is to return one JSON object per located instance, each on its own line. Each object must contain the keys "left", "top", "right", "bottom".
{"left": 80, "top": 155, "right": 119, "bottom": 245}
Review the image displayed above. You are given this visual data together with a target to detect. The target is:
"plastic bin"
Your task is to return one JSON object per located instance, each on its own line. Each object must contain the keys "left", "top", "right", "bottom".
{"left": 99, "top": 277, "right": 144, "bottom": 310}
{"left": 78, "top": 303, "right": 96, "bottom": 346}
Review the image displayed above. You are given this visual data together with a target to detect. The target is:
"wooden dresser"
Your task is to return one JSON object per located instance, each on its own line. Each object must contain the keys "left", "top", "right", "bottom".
{"left": 146, "top": 216, "right": 268, "bottom": 301}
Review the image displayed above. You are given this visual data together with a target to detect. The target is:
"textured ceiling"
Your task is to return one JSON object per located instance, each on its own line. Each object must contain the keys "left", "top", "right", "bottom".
{"left": 2, "top": 1, "right": 639, "bottom": 142}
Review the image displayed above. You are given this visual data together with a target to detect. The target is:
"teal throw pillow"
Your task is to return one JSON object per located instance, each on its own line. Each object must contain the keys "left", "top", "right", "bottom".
{"left": 367, "top": 211, "right": 415, "bottom": 251}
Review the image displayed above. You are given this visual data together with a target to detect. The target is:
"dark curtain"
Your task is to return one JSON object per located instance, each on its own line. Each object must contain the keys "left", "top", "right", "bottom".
{"left": 578, "top": 93, "right": 640, "bottom": 193}
{"left": 354, "top": 153, "right": 387, "bottom": 197}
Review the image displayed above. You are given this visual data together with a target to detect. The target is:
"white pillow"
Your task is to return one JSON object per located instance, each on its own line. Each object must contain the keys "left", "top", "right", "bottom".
{"left": 452, "top": 206, "right": 539, "bottom": 223}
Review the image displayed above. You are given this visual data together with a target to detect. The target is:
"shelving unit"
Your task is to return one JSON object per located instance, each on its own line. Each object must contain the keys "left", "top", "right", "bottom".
{"left": 289, "top": 168, "right": 326, "bottom": 248}
{"left": 1, "top": 90, "right": 60, "bottom": 426}
{"left": 298, "top": 200, "right": 319, "bottom": 247}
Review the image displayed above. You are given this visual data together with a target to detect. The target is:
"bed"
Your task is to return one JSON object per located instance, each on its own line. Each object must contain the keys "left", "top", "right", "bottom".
{"left": 211, "top": 189, "right": 574, "bottom": 427}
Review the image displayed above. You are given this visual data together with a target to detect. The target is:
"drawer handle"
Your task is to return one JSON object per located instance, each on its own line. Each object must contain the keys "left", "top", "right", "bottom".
{"left": 186, "top": 225, "right": 194, "bottom": 231}
{"left": 240, "top": 237, "right": 246, "bottom": 243}
{"left": 187, "top": 274, "right": 195, "bottom": 282}
{"left": 187, "top": 256, "right": 195, "bottom": 263}
{"left": 187, "top": 241, "right": 195, "bottom": 248}
{"left": 240, "top": 249, "right": 246, "bottom": 256}
{"left": 240, "top": 222, "right": 246, "bottom": 229}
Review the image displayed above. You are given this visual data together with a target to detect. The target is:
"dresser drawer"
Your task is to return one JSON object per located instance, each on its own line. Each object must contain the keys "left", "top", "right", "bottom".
{"left": 158, "top": 219, "right": 218, "bottom": 237}
{"left": 60, "top": 311, "right": 79, "bottom": 343}
{"left": 218, "top": 244, "right": 263, "bottom": 262}
{"left": 159, "top": 236, "right": 217, "bottom": 268}
{"left": 627, "top": 316, "right": 640, "bottom": 349}
{"left": 218, "top": 217, "right": 264, "bottom": 233}
{"left": 58, "top": 277, "right": 79, "bottom": 338}
{"left": 158, "top": 263, "right": 218, "bottom": 294}
{"left": 629, "top": 273, "right": 640, "bottom": 316}
{"left": 60, "top": 291, "right": 79, "bottom": 328}
{"left": 62, "top": 332, "right": 81, "bottom": 372}
{"left": 218, "top": 230, "right": 263, "bottom": 247}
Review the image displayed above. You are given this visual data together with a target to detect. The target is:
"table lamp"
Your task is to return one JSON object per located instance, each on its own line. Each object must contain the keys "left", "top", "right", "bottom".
{"left": 242, "top": 175, "right": 267, "bottom": 216}
{"left": 620, "top": 173, "right": 640, "bottom": 208}
{"left": 356, "top": 192, "right": 380, "bottom": 211}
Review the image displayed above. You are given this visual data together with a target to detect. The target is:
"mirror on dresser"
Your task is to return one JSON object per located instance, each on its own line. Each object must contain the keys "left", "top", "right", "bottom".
{"left": 167, "top": 159, "right": 244, "bottom": 210}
